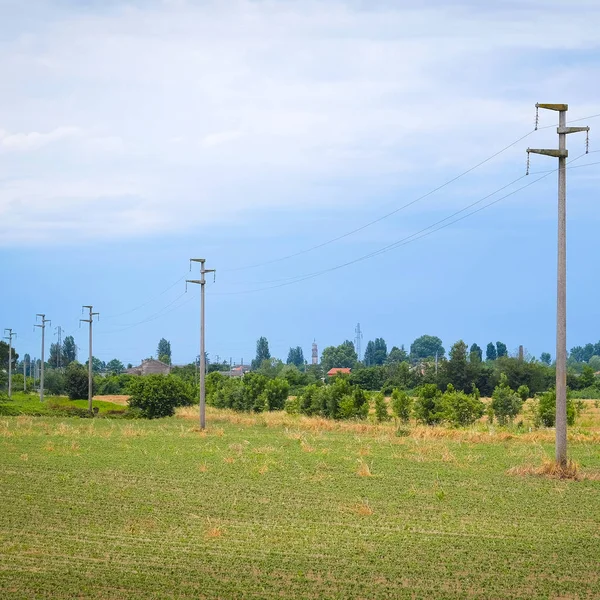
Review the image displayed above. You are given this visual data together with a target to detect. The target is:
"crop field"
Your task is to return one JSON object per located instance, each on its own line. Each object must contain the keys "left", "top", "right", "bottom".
{"left": 1, "top": 405, "right": 600, "bottom": 599}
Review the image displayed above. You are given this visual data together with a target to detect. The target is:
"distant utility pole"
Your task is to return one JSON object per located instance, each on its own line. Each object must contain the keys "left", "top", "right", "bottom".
{"left": 435, "top": 351, "right": 439, "bottom": 376}
{"left": 23, "top": 357, "right": 26, "bottom": 392}
{"left": 35, "top": 314, "right": 50, "bottom": 402}
{"left": 54, "top": 325, "right": 63, "bottom": 369}
{"left": 187, "top": 258, "right": 215, "bottom": 430}
{"left": 3, "top": 328, "right": 16, "bottom": 398}
{"left": 527, "top": 102, "right": 590, "bottom": 466}
{"left": 355, "top": 323, "right": 363, "bottom": 362}
{"left": 80, "top": 306, "right": 99, "bottom": 415}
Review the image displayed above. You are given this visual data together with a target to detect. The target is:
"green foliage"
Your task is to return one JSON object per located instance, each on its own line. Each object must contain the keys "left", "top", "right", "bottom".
{"left": 517, "top": 385, "right": 530, "bottom": 402}
{"left": 65, "top": 362, "right": 94, "bottom": 400}
{"left": 251, "top": 337, "right": 271, "bottom": 370}
{"left": 284, "top": 395, "right": 301, "bottom": 415}
{"left": 44, "top": 370, "right": 65, "bottom": 396}
{"left": 580, "top": 365, "right": 595, "bottom": 389}
{"left": 96, "top": 374, "right": 134, "bottom": 395}
{"left": 105, "top": 359, "right": 125, "bottom": 375}
{"left": 386, "top": 346, "right": 408, "bottom": 364}
{"left": 349, "top": 366, "right": 386, "bottom": 390}
{"left": 540, "top": 352, "right": 552, "bottom": 365}
{"left": 62, "top": 336, "right": 77, "bottom": 365}
{"left": 157, "top": 338, "right": 172, "bottom": 363}
{"left": 413, "top": 384, "right": 443, "bottom": 425}
{"left": 374, "top": 392, "right": 390, "bottom": 422}
{"left": 128, "top": 375, "right": 193, "bottom": 418}
{"left": 496, "top": 341, "right": 508, "bottom": 358}
{"left": 256, "top": 358, "right": 284, "bottom": 379}
{"left": 363, "top": 338, "right": 387, "bottom": 366}
{"left": 486, "top": 342, "right": 497, "bottom": 361}
{"left": 391, "top": 388, "right": 411, "bottom": 423}
{"left": 441, "top": 384, "right": 484, "bottom": 427}
{"left": 444, "top": 340, "right": 471, "bottom": 392}
{"left": 588, "top": 355, "right": 600, "bottom": 372}
{"left": 410, "top": 335, "right": 444, "bottom": 361}
{"left": 0, "top": 340, "right": 18, "bottom": 371}
{"left": 260, "top": 378, "right": 290, "bottom": 411}
{"left": 85, "top": 356, "right": 105, "bottom": 374}
{"left": 286, "top": 346, "right": 305, "bottom": 367}
{"left": 535, "top": 389, "right": 576, "bottom": 428}
{"left": 490, "top": 373, "right": 522, "bottom": 425}
{"left": 299, "top": 384, "right": 326, "bottom": 417}
{"left": 470, "top": 343, "right": 483, "bottom": 362}
{"left": 320, "top": 340, "right": 357, "bottom": 372}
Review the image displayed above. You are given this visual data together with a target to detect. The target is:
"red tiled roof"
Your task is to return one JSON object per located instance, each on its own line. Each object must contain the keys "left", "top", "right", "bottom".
{"left": 327, "top": 367, "right": 351, "bottom": 376}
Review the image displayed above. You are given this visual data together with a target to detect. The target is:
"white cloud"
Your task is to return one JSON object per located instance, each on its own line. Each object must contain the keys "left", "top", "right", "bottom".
{"left": 0, "top": 0, "right": 598, "bottom": 245}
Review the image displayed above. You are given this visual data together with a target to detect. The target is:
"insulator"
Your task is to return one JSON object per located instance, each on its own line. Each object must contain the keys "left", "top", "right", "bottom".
{"left": 526, "top": 152, "right": 530, "bottom": 176}
{"left": 534, "top": 106, "right": 539, "bottom": 131}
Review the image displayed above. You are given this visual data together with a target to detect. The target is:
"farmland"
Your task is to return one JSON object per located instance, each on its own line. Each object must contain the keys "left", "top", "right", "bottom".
{"left": 1, "top": 404, "right": 600, "bottom": 599}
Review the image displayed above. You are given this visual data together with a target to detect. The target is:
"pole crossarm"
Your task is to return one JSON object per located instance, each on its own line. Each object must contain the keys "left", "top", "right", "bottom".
{"left": 527, "top": 148, "right": 567, "bottom": 158}
{"left": 536, "top": 103, "right": 568, "bottom": 111}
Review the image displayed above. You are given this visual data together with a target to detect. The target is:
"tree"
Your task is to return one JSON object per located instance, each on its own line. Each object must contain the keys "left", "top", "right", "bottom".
{"left": 589, "top": 356, "right": 600, "bottom": 373}
{"left": 0, "top": 340, "right": 18, "bottom": 371}
{"left": 364, "top": 338, "right": 388, "bottom": 366}
{"left": 128, "top": 375, "right": 193, "bottom": 418}
{"left": 444, "top": 340, "right": 470, "bottom": 392}
{"left": 106, "top": 359, "right": 125, "bottom": 375}
{"left": 490, "top": 373, "right": 522, "bottom": 425}
{"left": 391, "top": 388, "right": 411, "bottom": 423}
{"left": 259, "top": 378, "right": 290, "bottom": 411}
{"left": 157, "top": 338, "right": 172, "bottom": 364}
{"left": 496, "top": 341, "right": 508, "bottom": 358}
{"left": 580, "top": 365, "right": 595, "bottom": 389}
{"left": 23, "top": 353, "right": 31, "bottom": 376}
{"left": 387, "top": 346, "right": 408, "bottom": 364}
{"left": 517, "top": 385, "right": 530, "bottom": 402}
{"left": 486, "top": 343, "right": 497, "bottom": 361}
{"left": 536, "top": 389, "right": 576, "bottom": 428}
{"left": 62, "top": 336, "right": 77, "bottom": 365}
{"left": 470, "top": 343, "right": 483, "bottom": 362}
{"left": 251, "top": 337, "right": 271, "bottom": 370}
{"left": 410, "top": 335, "right": 444, "bottom": 361}
{"left": 49, "top": 342, "right": 63, "bottom": 369}
{"left": 320, "top": 341, "right": 357, "bottom": 372}
{"left": 85, "top": 357, "right": 105, "bottom": 373}
{"left": 540, "top": 352, "right": 552, "bottom": 365}
{"left": 414, "top": 384, "right": 444, "bottom": 425}
{"left": 374, "top": 392, "right": 390, "bottom": 422}
{"left": 441, "top": 384, "right": 484, "bottom": 427}
{"left": 45, "top": 370, "right": 65, "bottom": 395}
{"left": 286, "top": 346, "right": 305, "bottom": 367}
{"left": 65, "top": 362, "right": 94, "bottom": 400}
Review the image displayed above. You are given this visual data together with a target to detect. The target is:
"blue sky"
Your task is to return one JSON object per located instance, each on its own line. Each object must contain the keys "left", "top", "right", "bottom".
{"left": 1, "top": 0, "right": 599, "bottom": 367}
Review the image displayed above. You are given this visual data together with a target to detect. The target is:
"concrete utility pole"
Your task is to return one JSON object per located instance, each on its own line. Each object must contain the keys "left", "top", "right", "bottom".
{"left": 35, "top": 314, "right": 50, "bottom": 402}
{"left": 23, "top": 357, "right": 26, "bottom": 392}
{"left": 80, "top": 306, "right": 99, "bottom": 414}
{"left": 3, "top": 328, "right": 16, "bottom": 398}
{"left": 527, "top": 103, "right": 590, "bottom": 466}
{"left": 354, "top": 323, "right": 363, "bottom": 362}
{"left": 187, "top": 259, "right": 215, "bottom": 430}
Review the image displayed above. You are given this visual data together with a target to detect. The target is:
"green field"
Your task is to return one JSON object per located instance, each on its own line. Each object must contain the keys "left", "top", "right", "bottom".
{"left": 1, "top": 409, "right": 600, "bottom": 599}
{"left": 0, "top": 392, "right": 126, "bottom": 417}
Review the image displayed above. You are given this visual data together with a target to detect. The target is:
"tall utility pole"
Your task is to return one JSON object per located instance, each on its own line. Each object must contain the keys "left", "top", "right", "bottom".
{"left": 35, "top": 314, "right": 50, "bottom": 402}
{"left": 187, "top": 258, "right": 215, "bottom": 430}
{"left": 80, "top": 306, "right": 99, "bottom": 414}
{"left": 54, "top": 326, "right": 63, "bottom": 369}
{"left": 355, "top": 323, "right": 363, "bottom": 362}
{"left": 3, "top": 328, "right": 16, "bottom": 398}
{"left": 23, "top": 357, "right": 26, "bottom": 392}
{"left": 527, "top": 103, "right": 590, "bottom": 466}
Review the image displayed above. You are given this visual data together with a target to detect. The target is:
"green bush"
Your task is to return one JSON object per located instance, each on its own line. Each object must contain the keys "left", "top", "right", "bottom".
{"left": 65, "top": 362, "right": 95, "bottom": 400}
{"left": 284, "top": 396, "right": 301, "bottom": 415}
{"left": 260, "top": 378, "right": 290, "bottom": 411}
{"left": 517, "top": 385, "right": 530, "bottom": 402}
{"left": 490, "top": 373, "right": 522, "bottom": 425}
{"left": 413, "top": 384, "right": 444, "bottom": 425}
{"left": 441, "top": 384, "right": 484, "bottom": 427}
{"left": 391, "top": 388, "right": 411, "bottom": 423}
{"left": 374, "top": 392, "right": 390, "bottom": 422}
{"left": 128, "top": 375, "right": 194, "bottom": 419}
{"left": 536, "top": 389, "right": 576, "bottom": 428}
{"left": 45, "top": 370, "right": 65, "bottom": 396}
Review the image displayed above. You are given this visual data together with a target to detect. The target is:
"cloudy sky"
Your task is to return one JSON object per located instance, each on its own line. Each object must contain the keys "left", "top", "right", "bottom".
{"left": 1, "top": 0, "right": 599, "bottom": 366}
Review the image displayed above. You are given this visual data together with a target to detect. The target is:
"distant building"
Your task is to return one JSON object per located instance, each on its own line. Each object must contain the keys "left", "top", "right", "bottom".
{"left": 125, "top": 358, "right": 171, "bottom": 376}
{"left": 327, "top": 367, "right": 351, "bottom": 377}
{"left": 222, "top": 365, "right": 251, "bottom": 378}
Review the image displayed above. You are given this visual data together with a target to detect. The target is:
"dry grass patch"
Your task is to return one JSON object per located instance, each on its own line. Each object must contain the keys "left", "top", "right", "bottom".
{"left": 508, "top": 458, "right": 600, "bottom": 481}
{"left": 300, "top": 440, "right": 315, "bottom": 453}
{"left": 198, "top": 463, "right": 209, "bottom": 473}
{"left": 223, "top": 456, "right": 236, "bottom": 464}
{"left": 358, "top": 446, "right": 371, "bottom": 457}
{"left": 205, "top": 519, "right": 224, "bottom": 539}
{"left": 356, "top": 460, "right": 372, "bottom": 477}
{"left": 348, "top": 499, "right": 373, "bottom": 516}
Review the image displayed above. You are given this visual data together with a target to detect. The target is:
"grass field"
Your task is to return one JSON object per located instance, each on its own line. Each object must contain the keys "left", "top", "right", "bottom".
{"left": 0, "top": 392, "right": 127, "bottom": 416}
{"left": 1, "top": 405, "right": 600, "bottom": 599}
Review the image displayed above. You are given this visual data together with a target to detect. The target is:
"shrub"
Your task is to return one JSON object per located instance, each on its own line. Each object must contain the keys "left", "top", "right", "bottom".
{"left": 413, "top": 384, "right": 443, "bottom": 425}
{"left": 536, "top": 389, "right": 576, "bottom": 428}
{"left": 284, "top": 396, "right": 301, "bottom": 415}
{"left": 65, "top": 362, "right": 94, "bottom": 400}
{"left": 260, "top": 378, "right": 290, "bottom": 411}
{"left": 45, "top": 370, "right": 65, "bottom": 396}
{"left": 517, "top": 385, "right": 530, "bottom": 403}
{"left": 374, "top": 392, "right": 390, "bottom": 422}
{"left": 299, "top": 384, "right": 324, "bottom": 416}
{"left": 441, "top": 384, "right": 485, "bottom": 427}
{"left": 128, "top": 375, "right": 194, "bottom": 418}
{"left": 391, "top": 388, "right": 411, "bottom": 423}
{"left": 490, "top": 373, "right": 522, "bottom": 425}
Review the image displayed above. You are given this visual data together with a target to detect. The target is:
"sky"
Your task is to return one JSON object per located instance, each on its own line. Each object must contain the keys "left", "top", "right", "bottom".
{"left": 1, "top": 0, "right": 600, "bottom": 367}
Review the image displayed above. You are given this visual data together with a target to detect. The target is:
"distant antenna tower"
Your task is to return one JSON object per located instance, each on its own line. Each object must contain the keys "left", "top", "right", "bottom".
{"left": 312, "top": 340, "right": 318, "bottom": 365}
{"left": 355, "top": 323, "right": 363, "bottom": 361}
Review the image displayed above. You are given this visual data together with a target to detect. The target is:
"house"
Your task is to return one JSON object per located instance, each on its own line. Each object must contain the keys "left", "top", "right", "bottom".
{"left": 125, "top": 358, "right": 171, "bottom": 376}
{"left": 222, "top": 365, "right": 251, "bottom": 378}
{"left": 327, "top": 367, "right": 352, "bottom": 377}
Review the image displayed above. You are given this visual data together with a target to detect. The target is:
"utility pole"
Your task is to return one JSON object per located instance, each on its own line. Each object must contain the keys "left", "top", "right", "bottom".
{"left": 355, "top": 323, "right": 363, "bottom": 362}
{"left": 23, "top": 357, "right": 26, "bottom": 392}
{"left": 54, "top": 326, "right": 63, "bottom": 369}
{"left": 3, "top": 328, "right": 16, "bottom": 398}
{"left": 80, "top": 306, "right": 99, "bottom": 415}
{"left": 187, "top": 258, "right": 215, "bottom": 429}
{"left": 527, "top": 103, "right": 590, "bottom": 466}
{"left": 35, "top": 314, "right": 50, "bottom": 402}
{"left": 435, "top": 351, "right": 438, "bottom": 376}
